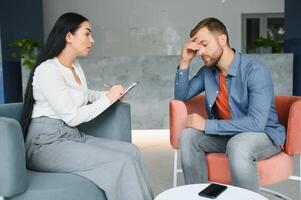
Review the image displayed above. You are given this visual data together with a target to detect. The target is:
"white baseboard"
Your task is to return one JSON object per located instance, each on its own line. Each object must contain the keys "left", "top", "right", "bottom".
{"left": 132, "top": 129, "right": 169, "bottom": 136}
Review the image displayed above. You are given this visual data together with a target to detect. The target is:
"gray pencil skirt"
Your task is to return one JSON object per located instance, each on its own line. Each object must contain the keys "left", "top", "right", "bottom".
{"left": 25, "top": 117, "right": 153, "bottom": 200}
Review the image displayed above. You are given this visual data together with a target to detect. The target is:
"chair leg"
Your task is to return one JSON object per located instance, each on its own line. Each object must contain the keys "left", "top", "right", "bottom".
{"left": 260, "top": 187, "right": 293, "bottom": 200}
{"left": 288, "top": 155, "right": 301, "bottom": 181}
{"left": 173, "top": 149, "right": 183, "bottom": 187}
{"left": 173, "top": 149, "right": 178, "bottom": 187}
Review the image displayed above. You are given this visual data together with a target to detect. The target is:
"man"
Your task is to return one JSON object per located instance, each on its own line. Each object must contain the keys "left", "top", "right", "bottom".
{"left": 174, "top": 17, "right": 285, "bottom": 192}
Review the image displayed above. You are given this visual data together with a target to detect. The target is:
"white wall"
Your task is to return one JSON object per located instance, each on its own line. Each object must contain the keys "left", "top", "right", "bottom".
{"left": 43, "top": 0, "right": 284, "bottom": 57}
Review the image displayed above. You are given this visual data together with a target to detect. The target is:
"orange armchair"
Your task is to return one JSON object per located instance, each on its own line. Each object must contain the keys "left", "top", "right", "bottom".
{"left": 169, "top": 95, "right": 301, "bottom": 199}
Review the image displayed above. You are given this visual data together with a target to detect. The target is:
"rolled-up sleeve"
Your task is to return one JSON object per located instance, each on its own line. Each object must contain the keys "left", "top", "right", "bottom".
{"left": 175, "top": 66, "right": 205, "bottom": 100}
{"left": 87, "top": 89, "right": 108, "bottom": 102}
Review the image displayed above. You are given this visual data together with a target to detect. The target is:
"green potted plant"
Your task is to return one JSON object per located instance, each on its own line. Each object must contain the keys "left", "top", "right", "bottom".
{"left": 248, "top": 36, "right": 282, "bottom": 53}
{"left": 9, "top": 37, "right": 43, "bottom": 95}
{"left": 9, "top": 37, "right": 42, "bottom": 69}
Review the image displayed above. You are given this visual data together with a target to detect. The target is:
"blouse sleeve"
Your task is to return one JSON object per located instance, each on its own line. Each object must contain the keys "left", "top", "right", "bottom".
{"left": 33, "top": 65, "right": 111, "bottom": 127}
{"left": 87, "top": 89, "right": 108, "bottom": 102}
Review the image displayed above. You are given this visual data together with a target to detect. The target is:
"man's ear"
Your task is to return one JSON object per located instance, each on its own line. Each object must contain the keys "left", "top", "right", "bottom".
{"left": 65, "top": 32, "right": 72, "bottom": 44}
{"left": 218, "top": 34, "right": 228, "bottom": 46}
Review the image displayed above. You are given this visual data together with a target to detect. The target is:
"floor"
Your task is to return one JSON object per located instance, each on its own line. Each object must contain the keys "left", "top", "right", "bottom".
{"left": 132, "top": 130, "right": 301, "bottom": 200}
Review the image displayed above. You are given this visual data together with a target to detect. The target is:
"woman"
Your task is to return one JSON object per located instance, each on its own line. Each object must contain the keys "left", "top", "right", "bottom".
{"left": 21, "top": 12, "right": 153, "bottom": 200}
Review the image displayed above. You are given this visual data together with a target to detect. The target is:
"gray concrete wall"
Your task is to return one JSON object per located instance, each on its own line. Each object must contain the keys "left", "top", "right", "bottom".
{"left": 21, "top": 54, "right": 293, "bottom": 128}
{"left": 43, "top": 0, "right": 284, "bottom": 57}
{"left": 78, "top": 53, "right": 293, "bottom": 129}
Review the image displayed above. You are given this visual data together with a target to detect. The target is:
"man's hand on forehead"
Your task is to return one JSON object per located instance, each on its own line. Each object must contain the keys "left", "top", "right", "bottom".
{"left": 187, "top": 42, "right": 201, "bottom": 52}
{"left": 190, "top": 36, "right": 203, "bottom": 46}
{"left": 190, "top": 36, "right": 198, "bottom": 42}
{"left": 179, "top": 37, "right": 202, "bottom": 67}
{"left": 185, "top": 38, "right": 200, "bottom": 51}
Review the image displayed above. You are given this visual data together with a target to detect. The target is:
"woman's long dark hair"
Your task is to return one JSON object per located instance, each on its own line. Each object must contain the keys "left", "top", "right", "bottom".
{"left": 21, "top": 12, "right": 88, "bottom": 138}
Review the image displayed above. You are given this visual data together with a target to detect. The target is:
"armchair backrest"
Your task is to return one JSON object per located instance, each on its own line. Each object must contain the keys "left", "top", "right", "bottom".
{"left": 185, "top": 95, "right": 208, "bottom": 118}
{"left": 170, "top": 95, "right": 301, "bottom": 155}
{"left": 274, "top": 96, "right": 301, "bottom": 154}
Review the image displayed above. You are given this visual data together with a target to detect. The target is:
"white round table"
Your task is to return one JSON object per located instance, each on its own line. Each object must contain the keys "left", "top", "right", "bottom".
{"left": 155, "top": 183, "right": 268, "bottom": 200}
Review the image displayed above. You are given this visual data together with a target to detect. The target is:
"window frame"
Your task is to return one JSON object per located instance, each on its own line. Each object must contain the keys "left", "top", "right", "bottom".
{"left": 241, "top": 13, "right": 284, "bottom": 53}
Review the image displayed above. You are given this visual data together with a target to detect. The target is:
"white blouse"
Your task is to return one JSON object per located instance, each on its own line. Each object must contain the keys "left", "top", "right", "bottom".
{"left": 31, "top": 57, "right": 111, "bottom": 127}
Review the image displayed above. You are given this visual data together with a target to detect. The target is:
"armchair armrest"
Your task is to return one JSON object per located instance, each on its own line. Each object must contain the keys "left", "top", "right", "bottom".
{"left": 286, "top": 100, "right": 301, "bottom": 154}
{"left": 78, "top": 101, "right": 132, "bottom": 142}
{"left": 169, "top": 100, "right": 188, "bottom": 149}
{"left": 169, "top": 95, "right": 207, "bottom": 149}
{"left": 0, "top": 117, "right": 28, "bottom": 197}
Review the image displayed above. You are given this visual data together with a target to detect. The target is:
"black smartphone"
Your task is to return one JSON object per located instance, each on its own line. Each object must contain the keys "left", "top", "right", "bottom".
{"left": 198, "top": 183, "right": 227, "bottom": 199}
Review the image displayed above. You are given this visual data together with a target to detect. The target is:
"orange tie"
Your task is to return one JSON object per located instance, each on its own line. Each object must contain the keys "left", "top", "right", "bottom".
{"left": 215, "top": 73, "right": 232, "bottom": 120}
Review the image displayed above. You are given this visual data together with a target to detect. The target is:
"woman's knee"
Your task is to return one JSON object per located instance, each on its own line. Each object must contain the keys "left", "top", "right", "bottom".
{"left": 130, "top": 143, "right": 142, "bottom": 159}
{"left": 120, "top": 142, "right": 142, "bottom": 162}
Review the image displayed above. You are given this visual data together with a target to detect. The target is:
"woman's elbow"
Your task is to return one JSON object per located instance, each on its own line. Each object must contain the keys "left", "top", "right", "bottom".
{"left": 64, "top": 116, "right": 82, "bottom": 127}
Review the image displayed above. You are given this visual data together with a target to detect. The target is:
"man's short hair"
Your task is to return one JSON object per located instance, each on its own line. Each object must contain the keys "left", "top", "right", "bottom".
{"left": 190, "top": 17, "right": 230, "bottom": 46}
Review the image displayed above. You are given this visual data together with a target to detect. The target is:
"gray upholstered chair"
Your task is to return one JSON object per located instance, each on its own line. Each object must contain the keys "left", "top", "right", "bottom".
{"left": 0, "top": 102, "right": 131, "bottom": 200}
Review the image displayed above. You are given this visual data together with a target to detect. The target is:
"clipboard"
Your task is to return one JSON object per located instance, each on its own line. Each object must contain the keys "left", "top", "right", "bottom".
{"left": 119, "top": 82, "right": 139, "bottom": 98}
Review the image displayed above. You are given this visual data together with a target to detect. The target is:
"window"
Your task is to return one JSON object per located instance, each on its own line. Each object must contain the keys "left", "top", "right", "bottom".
{"left": 242, "top": 13, "right": 284, "bottom": 53}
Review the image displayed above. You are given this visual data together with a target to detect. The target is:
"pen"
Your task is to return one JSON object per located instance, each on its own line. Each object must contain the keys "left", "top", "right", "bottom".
{"left": 104, "top": 83, "right": 112, "bottom": 88}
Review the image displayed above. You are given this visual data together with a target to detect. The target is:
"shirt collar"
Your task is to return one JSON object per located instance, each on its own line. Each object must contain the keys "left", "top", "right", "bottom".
{"left": 209, "top": 49, "right": 240, "bottom": 77}
{"left": 54, "top": 57, "right": 79, "bottom": 70}
{"left": 227, "top": 49, "right": 240, "bottom": 77}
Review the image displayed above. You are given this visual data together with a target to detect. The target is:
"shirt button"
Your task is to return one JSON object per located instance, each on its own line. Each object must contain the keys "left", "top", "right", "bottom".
{"left": 216, "top": 91, "right": 219, "bottom": 94}
{"left": 209, "top": 104, "right": 212, "bottom": 107}
{"left": 180, "top": 72, "right": 183, "bottom": 75}
{"left": 176, "top": 82, "right": 178, "bottom": 85}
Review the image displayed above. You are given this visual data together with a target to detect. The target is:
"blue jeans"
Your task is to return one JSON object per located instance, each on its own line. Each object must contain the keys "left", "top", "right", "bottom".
{"left": 179, "top": 128, "right": 282, "bottom": 192}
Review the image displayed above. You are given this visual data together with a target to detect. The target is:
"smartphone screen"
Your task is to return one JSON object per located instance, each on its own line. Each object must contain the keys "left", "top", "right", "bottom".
{"left": 198, "top": 183, "right": 227, "bottom": 199}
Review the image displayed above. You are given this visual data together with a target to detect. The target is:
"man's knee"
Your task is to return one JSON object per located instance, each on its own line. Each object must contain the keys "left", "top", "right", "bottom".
{"left": 226, "top": 133, "right": 254, "bottom": 159}
{"left": 180, "top": 128, "right": 200, "bottom": 148}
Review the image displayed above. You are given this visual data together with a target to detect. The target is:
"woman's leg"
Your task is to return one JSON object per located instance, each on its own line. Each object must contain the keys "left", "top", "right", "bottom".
{"left": 84, "top": 135, "right": 154, "bottom": 198}
{"left": 28, "top": 140, "right": 153, "bottom": 200}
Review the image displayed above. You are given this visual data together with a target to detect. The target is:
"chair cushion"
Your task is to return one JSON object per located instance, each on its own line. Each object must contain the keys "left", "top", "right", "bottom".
{"left": 10, "top": 170, "right": 106, "bottom": 200}
{"left": 207, "top": 152, "right": 294, "bottom": 186}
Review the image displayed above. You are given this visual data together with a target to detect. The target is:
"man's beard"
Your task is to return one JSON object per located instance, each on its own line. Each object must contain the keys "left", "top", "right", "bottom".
{"left": 202, "top": 48, "right": 223, "bottom": 67}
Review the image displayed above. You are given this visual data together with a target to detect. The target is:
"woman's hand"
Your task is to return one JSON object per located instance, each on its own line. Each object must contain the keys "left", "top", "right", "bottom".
{"left": 106, "top": 85, "right": 125, "bottom": 103}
